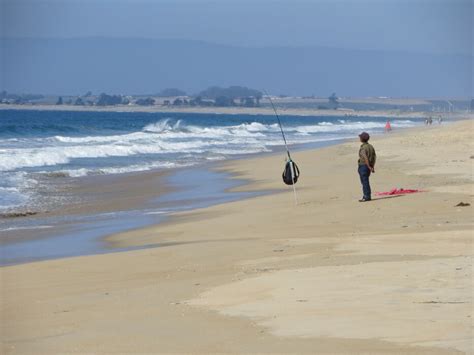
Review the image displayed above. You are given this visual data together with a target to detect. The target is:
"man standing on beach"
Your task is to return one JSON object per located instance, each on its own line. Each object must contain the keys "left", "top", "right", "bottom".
{"left": 358, "top": 132, "right": 376, "bottom": 202}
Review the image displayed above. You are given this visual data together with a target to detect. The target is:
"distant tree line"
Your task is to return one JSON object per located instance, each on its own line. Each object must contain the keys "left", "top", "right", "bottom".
{"left": 96, "top": 93, "right": 129, "bottom": 106}
{"left": 328, "top": 93, "right": 339, "bottom": 109}
{"left": 1, "top": 90, "right": 44, "bottom": 104}
{"left": 3, "top": 86, "right": 263, "bottom": 108}
{"left": 135, "top": 97, "right": 155, "bottom": 106}
{"left": 55, "top": 93, "right": 130, "bottom": 106}
{"left": 157, "top": 86, "right": 264, "bottom": 108}
{"left": 4, "top": 88, "right": 472, "bottom": 114}
{"left": 198, "top": 86, "right": 263, "bottom": 107}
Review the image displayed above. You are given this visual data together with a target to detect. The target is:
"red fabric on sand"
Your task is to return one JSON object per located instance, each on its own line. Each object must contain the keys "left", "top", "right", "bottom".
{"left": 375, "top": 188, "right": 423, "bottom": 196}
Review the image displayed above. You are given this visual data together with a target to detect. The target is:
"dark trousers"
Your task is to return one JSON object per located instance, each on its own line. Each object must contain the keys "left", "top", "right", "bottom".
{"left": 358, "top": 165, "right": 371, "bottom": 200}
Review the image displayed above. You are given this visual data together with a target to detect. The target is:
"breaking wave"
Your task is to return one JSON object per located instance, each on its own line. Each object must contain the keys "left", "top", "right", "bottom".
{"left": 0, "top": 113, "right": 419, "bottom": 211}
{"left": 0, "top": 118, "right": 416, "bottom": 172}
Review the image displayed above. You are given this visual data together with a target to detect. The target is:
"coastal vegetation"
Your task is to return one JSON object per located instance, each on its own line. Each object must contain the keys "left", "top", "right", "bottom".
{"left": 1, "top": 89, "right": 472, "bottom": 114}
{"left": 13, "top": 86, "right": 265, "bottom": 108}
{"left": 0, "top": 90, "right": 44, "bottom": 104}
{"left": 328, "top": 92, "right": 339, "bottom": 109}
{"left": 198, "top": 86, "right": 262, "bottom": 105}
{"left": 136, "top": 97, "right": 156, "bottom": 106}
{"left": 96, "top": 93, "right": 129, "bottom": 106}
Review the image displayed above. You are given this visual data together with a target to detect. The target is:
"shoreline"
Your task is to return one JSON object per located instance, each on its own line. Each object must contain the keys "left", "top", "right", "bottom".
{"left": 1, "top": 120, "right": 472, "bottom": 353}
{"left": 2, "top": 103, "right": 473, "bottom": 120}
{"left": 0, "top": 169, "right": 171, "bottom": 243}
{"left": 0, "top": 136, "right": 345, "bottom": 265}
{"left": 0, "top": 162, "right": 275, "bottom": 266}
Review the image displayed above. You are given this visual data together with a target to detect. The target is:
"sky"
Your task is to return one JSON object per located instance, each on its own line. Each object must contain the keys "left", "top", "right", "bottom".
{"left": 1, "top": 0, "right": 472, "bottom": 96}
{"left": 2, "top": 0, "right": 472, "bottom": 55}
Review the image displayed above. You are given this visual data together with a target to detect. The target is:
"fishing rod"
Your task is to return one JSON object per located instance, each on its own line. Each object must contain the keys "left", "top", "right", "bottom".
{"left": 264, "top": 90, "right": 299, "bottom": 205}
{"left": 264, "top": 90, "right": 292, "bottom": 161}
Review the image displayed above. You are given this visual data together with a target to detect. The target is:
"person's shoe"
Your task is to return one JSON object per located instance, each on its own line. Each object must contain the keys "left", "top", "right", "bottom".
{"left": 359, "top": 198, "right": 371, "bottom": 202}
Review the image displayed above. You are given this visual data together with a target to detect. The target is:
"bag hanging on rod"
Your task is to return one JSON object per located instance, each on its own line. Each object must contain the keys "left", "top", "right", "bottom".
{"left": 282, "top": 159, "right": 300, "bottom": 185}
{"left": 265, "top": 90, "right": 301, "bottom": 206}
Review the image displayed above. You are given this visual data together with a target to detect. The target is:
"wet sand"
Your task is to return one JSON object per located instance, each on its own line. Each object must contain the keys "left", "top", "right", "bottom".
{"left": 1, "top": 120, "right": 473, "bottom": 354}
{"left": 0, "top": 165, "right": 269, "bottom": 266}
{"left": 0, "top": 169, "right": 171, "bottom": 246}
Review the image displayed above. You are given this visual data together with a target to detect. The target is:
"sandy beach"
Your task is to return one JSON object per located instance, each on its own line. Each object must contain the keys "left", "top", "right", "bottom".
{"left": 1, "top": 120, "right": 473, "bottom": 354}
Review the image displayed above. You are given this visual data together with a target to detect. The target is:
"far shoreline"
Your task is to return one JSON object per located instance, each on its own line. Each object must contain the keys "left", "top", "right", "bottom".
{"left": 2, "top": 103, "right": 472, "bottom": 120}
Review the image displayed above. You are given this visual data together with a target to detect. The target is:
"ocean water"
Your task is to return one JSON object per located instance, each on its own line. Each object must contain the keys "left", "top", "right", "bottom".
{"left": 0, "top": 109, "right": 419, "bottom": 212}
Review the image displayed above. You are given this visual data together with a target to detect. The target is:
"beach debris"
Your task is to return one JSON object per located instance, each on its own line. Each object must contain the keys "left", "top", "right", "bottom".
{"left": 296, "top": 299, "right": 308, "bottom": 302}
{"left": 0, "top": 211, "right": 39, "bottom": 218}
{"left": 53, "top": 310, "right": 70, "bottom": 314}
{"left": 455, "top": 202, "right": 470, "bottom": 207}
{"left": 43, "top": 171, "right": 69, "bottom": 178}
{"left": 415, "top": 301, "right": 467, "bottom": 304}
{"left": 256, "top": 267, "right": 273, "bottom": 273}
{"left": 273, "top": 249, "right": 284, "bottom": 252}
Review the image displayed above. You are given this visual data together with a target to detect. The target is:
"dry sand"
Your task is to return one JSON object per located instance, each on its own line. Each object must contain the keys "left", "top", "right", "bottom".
{"left": 1, "top": 120, "right": 473, "bottom": 354}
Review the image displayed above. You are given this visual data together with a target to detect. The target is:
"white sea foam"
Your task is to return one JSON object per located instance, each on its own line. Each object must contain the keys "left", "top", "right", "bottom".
{"left": 0, "top": 186, "right": 25, "bottom": 209}
{"left": 0, "top": 172, "right": 37, "bottom": 210}
{"left": 0, "top": 119, "right": 417, "bottom": 172}
{"left": 0, "top": 225, "right": 53, "bottom": 232}
{"left": 143, "top": 118, "right": 184, "bottom": 132}
{"left": 61, "top": 161, "right": 190, "bottom": 177}
{"left": 144, "top": 210, "right": 171, "bottom": 215}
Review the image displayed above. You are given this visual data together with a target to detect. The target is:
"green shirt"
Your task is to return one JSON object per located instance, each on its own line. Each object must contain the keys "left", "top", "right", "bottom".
{"left": 358, "top": 142, "right": 376, "bottom": 167}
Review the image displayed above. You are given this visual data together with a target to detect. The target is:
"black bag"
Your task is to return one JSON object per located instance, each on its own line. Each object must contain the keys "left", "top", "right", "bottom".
{"left": 282, "top": 160, "right": 300, "bottom": 185}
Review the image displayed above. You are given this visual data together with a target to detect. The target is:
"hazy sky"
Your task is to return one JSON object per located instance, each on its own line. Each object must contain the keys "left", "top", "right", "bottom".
{"left": 2, "top": 0, "right": 472, "bottom": 55}
{"left": 1, "top": 0, "right": 472, "bottom": 96}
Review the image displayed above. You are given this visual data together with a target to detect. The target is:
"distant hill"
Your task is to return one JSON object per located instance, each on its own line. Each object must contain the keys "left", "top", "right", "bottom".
{"left": 2, "top": 38, "right": 472, "bottom": 97}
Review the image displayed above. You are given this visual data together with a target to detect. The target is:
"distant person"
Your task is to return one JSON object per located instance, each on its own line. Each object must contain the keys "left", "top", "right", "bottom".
{"left": 385, "top": 120, "right": 392, "bottom": 132}
{"left": 438, "top": 116, "right": 443, "bottom": 124}
{"left": 358, "top": 132, "right": 376, "bottom": 202}
{"left": 428, "top": 116, "right": 433, "bottom": 125}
